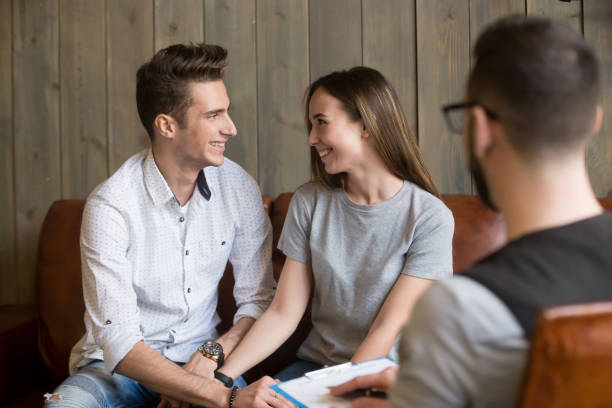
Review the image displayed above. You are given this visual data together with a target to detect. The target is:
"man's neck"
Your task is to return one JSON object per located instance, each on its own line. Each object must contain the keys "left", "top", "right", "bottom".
{"left": 152, "top": 144, "right": 199, "bottom": 206}
{"left": 495, "top": 156, "right": 603, "bottom": 241}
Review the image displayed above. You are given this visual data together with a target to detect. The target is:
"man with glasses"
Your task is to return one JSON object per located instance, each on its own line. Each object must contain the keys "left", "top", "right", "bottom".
{"left": 331, "top": 15, "right": 612, "bottom": 407}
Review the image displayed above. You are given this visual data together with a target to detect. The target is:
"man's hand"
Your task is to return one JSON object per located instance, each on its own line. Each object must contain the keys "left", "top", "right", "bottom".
{"left": 330, "top": 366, "right": 398, "bottom": 408}
{"left": 157, "top": 351, "right": 217, "bottom": 408}
{"left": 234, "top": 376, "right": 296, "bottom": 408}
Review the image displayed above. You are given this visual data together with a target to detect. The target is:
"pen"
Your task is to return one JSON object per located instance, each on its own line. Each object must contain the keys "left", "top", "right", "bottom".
{"left": 328, "top": 386, "right": 388, "bottom": 400}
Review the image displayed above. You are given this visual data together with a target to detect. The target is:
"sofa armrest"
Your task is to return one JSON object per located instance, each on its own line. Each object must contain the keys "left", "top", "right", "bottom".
{"left": 0, "top": 305, "right": 40, "bottom": 403}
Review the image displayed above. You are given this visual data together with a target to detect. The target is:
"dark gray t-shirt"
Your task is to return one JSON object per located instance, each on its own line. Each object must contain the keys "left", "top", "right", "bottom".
{"left": 278, "top": 181, "right": 454, "bottom": 366}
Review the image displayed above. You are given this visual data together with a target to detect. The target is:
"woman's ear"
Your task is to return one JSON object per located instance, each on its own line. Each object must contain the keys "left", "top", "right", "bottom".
{"left": 361, "top": 122, "right": 369, "bottom": 138}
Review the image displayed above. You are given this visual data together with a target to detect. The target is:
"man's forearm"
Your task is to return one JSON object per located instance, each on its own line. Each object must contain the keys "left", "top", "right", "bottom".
{"left": 216, "top": 316, "right": 255, "bottom": 355}
{"left": 115, "top": 341, "right": 231, "bottom": 408}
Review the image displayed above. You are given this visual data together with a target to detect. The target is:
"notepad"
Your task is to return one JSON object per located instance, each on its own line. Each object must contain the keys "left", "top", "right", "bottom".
{"left": 270, "top": 357, "right": 398, "bottom": 408}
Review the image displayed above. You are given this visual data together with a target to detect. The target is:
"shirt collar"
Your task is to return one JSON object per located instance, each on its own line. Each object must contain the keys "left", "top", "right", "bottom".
{"left": 143, "top": 149, "right": 212, "bottom": 208}
{"left": 143, "top": 149, "right": 177, "bottom": 207}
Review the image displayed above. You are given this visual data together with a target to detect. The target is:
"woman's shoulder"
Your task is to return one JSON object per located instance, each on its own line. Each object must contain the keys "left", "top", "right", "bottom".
{"left": 404, "top": 182, "right": 454, "bottom": 226}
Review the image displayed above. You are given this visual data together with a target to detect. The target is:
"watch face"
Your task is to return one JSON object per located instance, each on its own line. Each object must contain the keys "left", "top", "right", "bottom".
{"left": 203, "top": 341, "right": 223, "bottom": 356}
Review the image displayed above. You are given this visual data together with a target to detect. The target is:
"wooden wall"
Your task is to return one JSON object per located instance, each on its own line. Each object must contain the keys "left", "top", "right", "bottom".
{"left": 1, "top": 0, "right": 611, "bottom": 305}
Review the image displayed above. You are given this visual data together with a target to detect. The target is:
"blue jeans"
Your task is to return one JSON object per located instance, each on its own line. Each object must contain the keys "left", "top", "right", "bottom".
{"left": 274, "top": 359, "right": 323, "bottom": 382}
{"left": 44, "top": 360, "right": 247, "bottom": 408}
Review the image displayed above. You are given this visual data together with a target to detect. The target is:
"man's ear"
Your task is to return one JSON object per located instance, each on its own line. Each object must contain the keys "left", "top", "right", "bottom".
{"left": 154, "top": 114, "right": 177, "bottom": 140}
{"left": 592, "top": 105, "right": 603, "bottom": 134}
{"left": 470, "top": 106, "right": 494, "bottom": 159}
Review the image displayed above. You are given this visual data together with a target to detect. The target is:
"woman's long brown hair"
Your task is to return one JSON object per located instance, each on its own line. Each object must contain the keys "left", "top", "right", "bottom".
{"left": 305, "top": 66, "right": 440, "bottom": 198}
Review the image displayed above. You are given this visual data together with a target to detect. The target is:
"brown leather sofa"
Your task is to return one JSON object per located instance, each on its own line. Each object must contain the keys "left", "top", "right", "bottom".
{"left": 1, "top": 194, "right": 610, "bottom": 407}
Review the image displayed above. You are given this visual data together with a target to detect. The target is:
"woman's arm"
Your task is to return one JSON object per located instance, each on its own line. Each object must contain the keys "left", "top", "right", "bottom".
{"left": 351, "top": 275, "right": 433, "bottom": 363}
{"left": 218, "top": 257, "right": 313, "bottom": 378}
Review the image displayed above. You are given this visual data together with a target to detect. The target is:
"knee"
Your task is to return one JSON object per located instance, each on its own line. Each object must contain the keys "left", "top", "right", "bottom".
{"left": 43, "top": 375, "right": 104, "bottom": 408}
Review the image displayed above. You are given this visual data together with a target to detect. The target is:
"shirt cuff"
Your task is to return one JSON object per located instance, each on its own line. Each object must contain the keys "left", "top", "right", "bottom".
{"left": 100, "top": 329, "right": 144, "bottom": 374}
{"left": 233, "top": 302, "right": 268, "bottom": 325}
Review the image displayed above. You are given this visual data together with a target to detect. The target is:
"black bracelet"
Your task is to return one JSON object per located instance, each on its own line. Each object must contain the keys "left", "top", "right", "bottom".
{"left": 228, "top": 385, "right": 238, "bottom": 408}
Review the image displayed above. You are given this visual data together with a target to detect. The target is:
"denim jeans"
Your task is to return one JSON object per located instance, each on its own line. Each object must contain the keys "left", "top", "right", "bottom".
{"left": 44, "top": 360, "right": 247, "bottom": 408}
{"left": 273, "top": 359, "right": 323, "bottom": 382}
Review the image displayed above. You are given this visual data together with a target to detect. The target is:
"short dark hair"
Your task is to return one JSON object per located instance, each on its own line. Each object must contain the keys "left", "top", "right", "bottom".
{"left": 468, "top": 16, "right": 600, "bottom": 160}
{"left": 136, "top": 43, "right": 228, "bottom": 140}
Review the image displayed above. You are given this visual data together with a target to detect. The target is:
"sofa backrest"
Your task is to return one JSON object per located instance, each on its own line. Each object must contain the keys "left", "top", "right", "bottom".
{"left": 35, "top": 195, "right": 612, "bottom": 381}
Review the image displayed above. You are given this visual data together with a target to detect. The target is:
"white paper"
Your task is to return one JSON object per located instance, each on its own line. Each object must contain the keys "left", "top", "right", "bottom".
{"left": 274, "top": 358, "right": 397, "bottom": 408}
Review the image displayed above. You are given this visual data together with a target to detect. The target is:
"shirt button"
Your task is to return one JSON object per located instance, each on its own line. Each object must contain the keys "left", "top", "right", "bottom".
{"left": 185, "top": 250, "right": 189, "bottom": 256}
{"left": 179, "top": 216, "right": 185, "bottom": 222}
{"left": 105, "top": 320, "right": 112, "bottom": 325}
{"left": 187, "top": 288, "right": 191, "bottom": 293}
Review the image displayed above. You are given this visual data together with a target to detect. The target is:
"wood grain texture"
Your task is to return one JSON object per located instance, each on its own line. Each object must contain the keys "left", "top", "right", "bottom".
{"left": 362, "top": 0, "right": 418, "bottom": 139}
{"left": 527, "top": 0, "right": 582, "bottom": 33}
{"left": 584, "top": 0, "right": 612, "bottom": 197}
{"left": 257, "top": 0, "right": 310, "bottom": 197}
{"left": 13, "top": 0, "right": 61, "bottom": 303}
{"left": 205, "top": 0, "right": 258, "bottom": 180}
{"left": 154, "top": 0, "right": 203, "bottom": 51}
{"left": 470, "top": 0, "right": 525, "bottom": 50}
{"left": 309, "top": 0, "right": 362, "bottom": 81}
{"left": 60, "top": 0, "right": 107, "bottom": 199}
{"left": 417, "top": 0, "right": 471, "bottom": 194}
{"left": 107, "top": 0, "right": 153, "bottom": 173}
{"left": 0, "top": 0, "right": 15, "bottom": 304}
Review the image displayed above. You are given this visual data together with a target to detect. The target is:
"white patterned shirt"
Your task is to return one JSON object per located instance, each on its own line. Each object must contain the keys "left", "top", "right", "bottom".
{"left": 69, "top": 149, "right": 274, "bottom": 374}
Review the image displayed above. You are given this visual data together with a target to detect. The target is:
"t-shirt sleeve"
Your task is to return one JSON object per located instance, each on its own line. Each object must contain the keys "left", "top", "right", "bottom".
{"left": 402, "top": 200, "right": 454, "bottom": 280}
{"left": 389, "top": 277, "right": 527, "bottom": 408}
{"left": 277, "top": 187, "right": 313, "bottom": 265}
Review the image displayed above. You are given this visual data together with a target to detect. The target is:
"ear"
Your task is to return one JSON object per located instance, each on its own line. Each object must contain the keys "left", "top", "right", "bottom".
{"left": 470, "top": 106, "right": 494, "bottom": 159}
{"left": 361, "top": 121, "right": 369, "bottom": 138}
{"left": 592, "top": 105, "right": 603, "bottom": 134}
{"left": 153, "top": 114, "right": 177, "bottom": 140}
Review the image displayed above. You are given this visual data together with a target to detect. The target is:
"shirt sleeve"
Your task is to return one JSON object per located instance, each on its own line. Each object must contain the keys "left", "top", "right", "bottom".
{"left": 80, "top": 195, "right": 144, "bottom": 373}
{"left": 277, "top": 187, "right": 312, "bottom": 265}
{"left": 229, "top": 176, "right": 275, "bottom": 324}
{"left": 402, "top": 200, "right": 454, "bottom": 280}
{"left": 389, "top": 278, "right": 527, "bottom": 408}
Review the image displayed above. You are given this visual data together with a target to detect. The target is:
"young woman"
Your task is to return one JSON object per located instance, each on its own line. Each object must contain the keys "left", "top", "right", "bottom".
{"left": 219, "top": 67, "right": 454, "bottom": 382}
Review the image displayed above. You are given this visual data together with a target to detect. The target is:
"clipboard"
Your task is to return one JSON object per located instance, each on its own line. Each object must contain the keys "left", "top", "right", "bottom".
{"left": 269, "top": 357, "right": 397, "bottom": 408}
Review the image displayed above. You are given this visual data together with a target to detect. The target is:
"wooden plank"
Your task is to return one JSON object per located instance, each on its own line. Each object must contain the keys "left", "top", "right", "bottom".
{"left": 416, "top": 0, "right": 471, "bottom": 194}
{"left": 60, "top": 0, "right": 107, "bottom": 199}
{"left": 470, "top": 0, "right": 525, "bottom": 49}
{"left": 527, "top": 0, "right": 582, "bottom": 34}
{"left": 309, "top": 0, "right": 362, "bottom": 82}
{"left": 362, "top": 0, "right": 418, "bottom": 139}
{"left": 257, "top": 0, "right": 310, "bottom": 197}
{"left": 584, "top": 0, "right": 612, "bottom": 197}
{"left": 154, "top": 0, "right": 203, "bottom": 51}
{"left": 13, "top": 0, "right": 61, "bottom": 303}
{"left": 205, "top": 0, "right": 258, "bottom": 180}
{"left": 107, "top": 0, "right": 153, "bottom": 173}
{"left": 0, "top": 0, "right": 15, "bottom": 304}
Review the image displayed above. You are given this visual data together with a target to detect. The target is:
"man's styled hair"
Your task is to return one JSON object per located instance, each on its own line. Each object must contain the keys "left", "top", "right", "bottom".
{"left": 468, "top": 16, "right": 600, "bottom": 160}
{"left": 136, "top": 43, "right": 228, "bottom": 140}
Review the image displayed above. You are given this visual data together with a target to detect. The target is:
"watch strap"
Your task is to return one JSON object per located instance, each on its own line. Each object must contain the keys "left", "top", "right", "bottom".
{"left": 215, "top": 369, "right": 234, "bottom": 388}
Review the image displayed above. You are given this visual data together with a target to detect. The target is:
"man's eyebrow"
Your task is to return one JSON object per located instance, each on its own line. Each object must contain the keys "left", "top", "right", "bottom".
{"left": 204, "top": 108, "right": 226, "bottom": 116}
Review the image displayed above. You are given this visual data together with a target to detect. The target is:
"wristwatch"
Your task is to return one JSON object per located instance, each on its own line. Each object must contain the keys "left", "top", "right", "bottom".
{"left": 198, "top": 340, "right": 224, "bottom": 368}
{"left": 215, "top": 369, "right": 234, "bottom": 388}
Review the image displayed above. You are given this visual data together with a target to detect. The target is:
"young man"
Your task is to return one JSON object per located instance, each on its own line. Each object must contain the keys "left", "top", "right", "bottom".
{"left": 46, "top": 44, "right": 294, "bottom": 408}
{"left": 331, "top": 16, "right": 612, "bottom": 408}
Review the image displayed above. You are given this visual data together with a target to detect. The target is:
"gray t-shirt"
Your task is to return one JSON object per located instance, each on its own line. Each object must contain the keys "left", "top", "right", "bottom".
{"left": 278, "top": 181, "right": 454, "bottom": 366}
{"left": 390, "top": 277, "right": 528, "bottom": 408}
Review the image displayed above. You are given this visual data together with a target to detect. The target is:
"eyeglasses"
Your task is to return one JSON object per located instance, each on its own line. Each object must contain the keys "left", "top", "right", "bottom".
{"left": 441, "top": 102, "right": 499, "bottom": 134}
